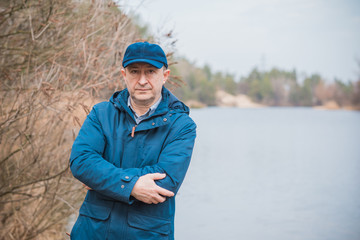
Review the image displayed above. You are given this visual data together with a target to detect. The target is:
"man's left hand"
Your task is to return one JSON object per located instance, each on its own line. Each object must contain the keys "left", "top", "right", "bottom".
{"left": 131, "top": 173, "right": 174, "bottom": 204}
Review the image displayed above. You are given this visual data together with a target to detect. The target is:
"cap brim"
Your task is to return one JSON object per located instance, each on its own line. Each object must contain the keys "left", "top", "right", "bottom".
{"left": 123, "top": 59, "right": 164, "bottom": 69}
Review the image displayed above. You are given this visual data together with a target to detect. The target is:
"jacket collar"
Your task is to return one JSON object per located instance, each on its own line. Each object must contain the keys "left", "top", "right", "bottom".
{"left": 109, "top": 87, "right": 190, "bottom": 134}
{"left": 110, "top": 87, "right": 189, "bottom": 117}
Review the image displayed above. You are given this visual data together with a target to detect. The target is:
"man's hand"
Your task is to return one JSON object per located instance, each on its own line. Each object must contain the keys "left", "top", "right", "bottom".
{"left": 131, "top": 173, "right": 174, "bottom": 204}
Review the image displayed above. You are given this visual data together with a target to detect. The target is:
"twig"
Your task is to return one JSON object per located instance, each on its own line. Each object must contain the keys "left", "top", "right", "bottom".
{"left": 0, "top": 166, "right": 69, "bottom": 197}
{"left": 27, "top": 8, "right": 35, "bottom": 41}
{"left": 84, "top": 25, "right": 106, "bottom": 40}
{"left": 35, "top": 22, "right": 51, "bottom": 39}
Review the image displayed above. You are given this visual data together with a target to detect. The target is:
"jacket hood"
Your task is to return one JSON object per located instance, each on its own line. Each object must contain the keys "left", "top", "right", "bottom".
{"left": 109, "top": 87, "right": 190, "bottom": 115}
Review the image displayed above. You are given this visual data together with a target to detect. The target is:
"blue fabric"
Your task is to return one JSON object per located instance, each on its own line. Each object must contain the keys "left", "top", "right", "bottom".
{"left": 70, "top": 87, "right": 196, "bottom": 240}
{"left": 122, "top": 42, "right": 168, "bottom": 69}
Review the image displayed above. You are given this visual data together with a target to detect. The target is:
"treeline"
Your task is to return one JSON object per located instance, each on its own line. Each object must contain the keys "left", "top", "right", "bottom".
{"left": 171, "top": 58, "right": 360, "bottom": 109}
{"left": 170, "top": 59, "right": 235, "bottom": 106}
{"left": 239, "top": 68, "right": 360, "bottom": 108}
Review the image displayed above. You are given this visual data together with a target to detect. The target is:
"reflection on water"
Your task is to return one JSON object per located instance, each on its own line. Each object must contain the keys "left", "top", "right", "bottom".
{"left": 175, "top": 107, "right": 360, "bottom": 240}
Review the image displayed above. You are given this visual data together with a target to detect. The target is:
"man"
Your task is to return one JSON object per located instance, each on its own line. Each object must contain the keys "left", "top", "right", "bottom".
{"left": 69, "top": 42, "right": 196, "bottom": 240}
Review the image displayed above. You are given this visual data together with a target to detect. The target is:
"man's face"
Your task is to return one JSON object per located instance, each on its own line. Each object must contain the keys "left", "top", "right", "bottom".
{"left": 121, "top": 62, "right": 170, "bottom": 106}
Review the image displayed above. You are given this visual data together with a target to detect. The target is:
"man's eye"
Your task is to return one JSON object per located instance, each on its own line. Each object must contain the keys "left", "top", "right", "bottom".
{"left": 130, "top": 70, "right": 138, "bottom": 74}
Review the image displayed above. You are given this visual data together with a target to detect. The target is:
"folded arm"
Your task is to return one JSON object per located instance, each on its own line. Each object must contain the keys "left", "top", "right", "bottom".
{"left": 131, "top": 121, "right": 196, "bottom": 203}
{"left": 70, "top": 107, "right": 141, "bottom": 204}
{"left": 141, "top": 123, "right": 196, "bottom": 195}
{"left": 70, "top": 107, "right": 196, "bottom": 204}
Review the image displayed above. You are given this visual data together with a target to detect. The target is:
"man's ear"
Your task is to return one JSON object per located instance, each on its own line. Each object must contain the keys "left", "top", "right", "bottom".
{"left": 163, "top": 69, "right": 170, "bottom": 84}
{"left": 121, "top": 68, "right": 128, "bottom": 85}
{"left": 121, "top": 68, "right": 126, "bottom": 78}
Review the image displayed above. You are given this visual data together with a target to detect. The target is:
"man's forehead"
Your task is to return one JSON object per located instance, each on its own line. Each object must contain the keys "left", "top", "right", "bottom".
{"left": 126, "top": 62, "right": 157, "bottom": 69}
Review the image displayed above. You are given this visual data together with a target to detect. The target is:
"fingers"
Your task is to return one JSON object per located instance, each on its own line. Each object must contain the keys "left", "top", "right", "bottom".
{"left": 140, "top": 192, "right": 166, "bottom": 205}
{"left": 148, "top": 173, "right": 166, "bottom": 180}
{"left": 131, "top": 173, "right": 174, "bottom": 204}
{"left": 156, "top": 186, "right": 174, "bottom": 197}
{"left": 148, "top": 189, "right": 173, "bottom": 204}
{"left": 151, "top": 194, "right": 166, "bottom": 204}
{"left": 146, "top": 173, "right": 174, "bottom": 197}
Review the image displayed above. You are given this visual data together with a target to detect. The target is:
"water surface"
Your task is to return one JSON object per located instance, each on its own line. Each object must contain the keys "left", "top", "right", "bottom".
{"left": 175, "top": 107, "right": 360, "bottom": 240}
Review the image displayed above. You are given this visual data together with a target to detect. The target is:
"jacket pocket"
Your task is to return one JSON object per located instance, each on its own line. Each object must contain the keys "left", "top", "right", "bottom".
{"left": 71, "top": 201, "right": 112, "bottom": 240}
{"left": 79, "top": 200, "right": 112, "bottom": 220}
{"left": 127, "top": 209, "right": 171, "bottom": 238}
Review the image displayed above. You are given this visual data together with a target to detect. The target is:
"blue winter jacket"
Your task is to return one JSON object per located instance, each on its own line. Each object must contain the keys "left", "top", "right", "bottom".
{"left": 69, "top": 87, "right": 196, "bottom": 240}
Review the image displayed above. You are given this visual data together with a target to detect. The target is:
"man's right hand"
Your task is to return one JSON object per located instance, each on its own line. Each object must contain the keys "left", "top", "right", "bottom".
{"left": 131, "top": 173, "right": 174, "bottom": 204}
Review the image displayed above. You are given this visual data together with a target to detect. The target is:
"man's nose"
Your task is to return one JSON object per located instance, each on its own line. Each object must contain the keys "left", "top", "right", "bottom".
{"left": 138, "top": 72, "right": 148, "bottom": 85}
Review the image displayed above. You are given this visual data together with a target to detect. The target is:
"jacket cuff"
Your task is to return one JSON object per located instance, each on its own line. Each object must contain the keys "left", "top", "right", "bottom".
{"left": 117, "top": 174, "right": 139, "bottom": 204}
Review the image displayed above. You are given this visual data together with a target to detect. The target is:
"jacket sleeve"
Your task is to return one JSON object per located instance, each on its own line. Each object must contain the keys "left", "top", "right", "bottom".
{"left": 140, "top": 119, "right": 197, "bottom": 195}
{"left": 70, "top": 106, "right": 140, "bottom": 204}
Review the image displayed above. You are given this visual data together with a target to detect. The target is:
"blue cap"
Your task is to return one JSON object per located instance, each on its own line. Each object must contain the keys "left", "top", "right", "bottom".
{"left": 122, "top": 42, "right": 168, "bottom": 69}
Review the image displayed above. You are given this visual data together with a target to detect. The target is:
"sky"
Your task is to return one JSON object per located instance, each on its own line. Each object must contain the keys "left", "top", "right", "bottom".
{"left": 122, "top": 0, "right": 360, "bottom": 82}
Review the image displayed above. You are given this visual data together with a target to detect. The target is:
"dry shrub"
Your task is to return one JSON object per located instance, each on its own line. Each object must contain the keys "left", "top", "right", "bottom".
{"left": 0, "top": 0, "right": 143, "bottom": 239}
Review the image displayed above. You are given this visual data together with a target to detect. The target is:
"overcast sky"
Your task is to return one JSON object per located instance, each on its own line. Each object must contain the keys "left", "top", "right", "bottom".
{"left": 122, "top": 0, "right": 360, "bottom": 82}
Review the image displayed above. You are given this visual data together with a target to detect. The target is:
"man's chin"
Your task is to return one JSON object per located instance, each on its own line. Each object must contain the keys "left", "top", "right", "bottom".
{"left": 133, "top": 95, "right": 155, "bottom": 104}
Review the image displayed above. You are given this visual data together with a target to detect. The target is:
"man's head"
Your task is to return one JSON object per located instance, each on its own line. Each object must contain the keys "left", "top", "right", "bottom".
{"left": 121, "top": 42, "right": 170, "bottom": 107}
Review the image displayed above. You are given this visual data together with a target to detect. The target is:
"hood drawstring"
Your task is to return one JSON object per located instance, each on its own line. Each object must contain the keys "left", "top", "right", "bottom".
{"left": 131, "top": 125, "right": 137, "bottom": 138}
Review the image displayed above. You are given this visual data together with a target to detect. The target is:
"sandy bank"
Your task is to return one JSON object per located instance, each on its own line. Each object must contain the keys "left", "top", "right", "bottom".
{"left": 313, "top": 101, "right": 360, "bottom": 111}
{"left": 215, "top": 90, "right": 264, "bottom": 108}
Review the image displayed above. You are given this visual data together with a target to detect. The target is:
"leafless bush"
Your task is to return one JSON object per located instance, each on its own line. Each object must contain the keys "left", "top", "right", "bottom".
{"left": 0, "top": 0, "right": 144, "bottom": 239}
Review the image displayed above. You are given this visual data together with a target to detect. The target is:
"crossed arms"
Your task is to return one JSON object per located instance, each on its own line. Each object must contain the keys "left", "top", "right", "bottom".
{"left": 70, "top": 106, "right": 196, "bottom": 205}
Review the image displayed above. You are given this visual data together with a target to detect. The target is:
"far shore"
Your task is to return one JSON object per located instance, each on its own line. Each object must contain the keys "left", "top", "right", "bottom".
{"left": 185, "top": 90, "right": 359, "bottom": 111}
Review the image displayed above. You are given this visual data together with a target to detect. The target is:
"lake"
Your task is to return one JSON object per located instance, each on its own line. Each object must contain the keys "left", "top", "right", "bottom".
{"left": 175, "top": 107, "right": 360, "bottom": 240}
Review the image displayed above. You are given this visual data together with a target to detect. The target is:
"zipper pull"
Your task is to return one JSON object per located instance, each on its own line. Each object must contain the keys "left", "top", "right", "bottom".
{"left": 131, "top": 125, "right": 137, "bottom": 137}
